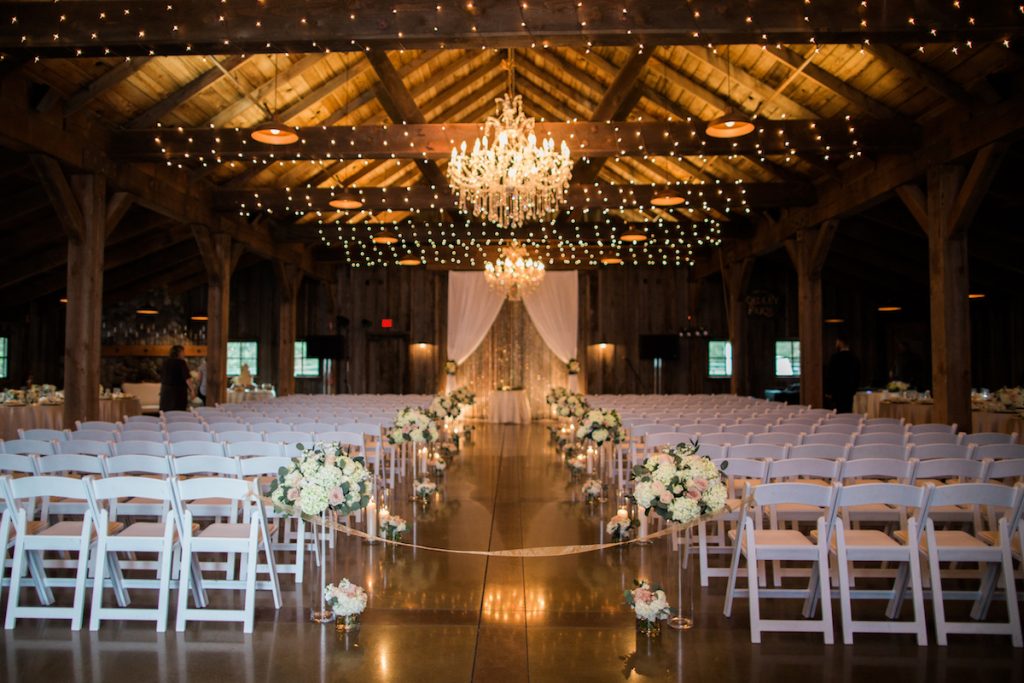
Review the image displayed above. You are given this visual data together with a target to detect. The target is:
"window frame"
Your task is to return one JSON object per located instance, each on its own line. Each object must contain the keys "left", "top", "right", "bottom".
{"left": 0, "top": 336, "right": 8, "bottom": 379}
{"left": 707, "top": 339, "right": 733, "bottom": 378}
{"left": 293, "top": 340, "right": 321, "bottom": 378}
{"left": 774, "top": 339, "right": 801, "bottom": 378}
{"left": 226, "top": 340, "right": 259, "bottom": 377}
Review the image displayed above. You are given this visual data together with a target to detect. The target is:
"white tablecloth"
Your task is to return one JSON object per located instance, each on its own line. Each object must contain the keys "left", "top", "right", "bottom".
{"left": 225, "top": 389, "right": 276, "bottom": 404}
{"left": 879, "top": 401, "right": 1024, "bottom": 435}
{"left": 853, "top": 391, "right": 893, "bottom": 418}
{"left": 488, "top": 390, "right": 531, "bottom": 424}
{"left": 0, "top": 397, "right": 144, "bottom": 439}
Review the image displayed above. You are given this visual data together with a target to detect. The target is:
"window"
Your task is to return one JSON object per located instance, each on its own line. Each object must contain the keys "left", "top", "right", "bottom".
{"left": 226, "top": 341, "right": 258, "bottom": 377}
{"left": 294, "top": 341, "right": 320, "bottom": 378}
{"left": 0, "top": 336, "right": 7, "bottom": 379}
{"left": 775, "top": 340, "right": 801, "bottom": 377}
{"left": 707, "top": 340, "right": 732, "bottom": 378}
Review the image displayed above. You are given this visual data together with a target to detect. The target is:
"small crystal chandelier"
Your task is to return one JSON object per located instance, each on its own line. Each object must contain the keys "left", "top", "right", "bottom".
{"left": 447, "top": 51, "right": 572, "bottom": 228}
{"left": 484, "top": 241, "right": 545, "bottom": 301}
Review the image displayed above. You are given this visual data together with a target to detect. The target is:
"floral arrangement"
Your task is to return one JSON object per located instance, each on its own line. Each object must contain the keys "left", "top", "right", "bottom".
{"left": 324, "top": 579, "right": 368, "bottom": 618}
{"left": 581, "top": 478, "right": 603, "bottom": 502}
{"left": 566, "top": 358, "right": 581, "bottom": 375}
{"left": 546, "top": 386, "right": 569, "bottom": 406}
{"left": 426, "top": 452, "right": 447, "bottom": 474}
{"left": 887, "top": 380, "right": 910, "bottom": 392}
{"left": 387, "top": 407, "right": 439, "bottom": 445}
{"left": 576, "top": 408, "right": 623, "bottom": 445}
{"left": 555, "top": 392, "right": 589, "bottom": 419}
{"left": 444, "top": 360, "right": 458, "bottom": 376}
{"left": 606, "top": 511, "right": 638, "bottom": 541}
{"left": 630, "top": 442, "right": 727, "bottom": 526}
{"left": 451, "top": 386, "right": 476, "bottom": 407}
{"left": 429, "top": 393, "right": 462, "bottom": 421}
{"left": 995, "top": 386, "right": 1024, "bottom": 410}
{"left": 413, "top": 478, "right": 437, "bottom": 501}
{"left": 269, "top": 442, "right": 372, "bottom": 517}
{"left": 625, "top": 579, "right": 671, "bottom": 626}
{"left": 379, "top": 512, "right": 407, "bottom": 541}
{"left": 566, "top": 451, "right": 587, "bottom": 474}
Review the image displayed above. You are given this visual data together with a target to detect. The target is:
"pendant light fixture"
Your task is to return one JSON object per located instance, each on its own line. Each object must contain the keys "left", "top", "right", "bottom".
{"left": 619, "top": 226, "right": 648, "bottom": 243}
{"left": 371, "top": 228, "right": 399, "bottom": 245}
{"left": 325, "top": 57, "right": 362, "bottom": 209}
{"left": 600, "top": 253, "right": 624, "bottom": 265}
{"left": 706, "top": 48, "right": 754, "bottom": 139}
{"left": 397, "top": 251, "right": 422, "bottom": 266}
{"left": 251, "top": 54, "right": 298, "bottom": 145}
{"left": 651, "top": 188, "right": 685, "bottom": 207}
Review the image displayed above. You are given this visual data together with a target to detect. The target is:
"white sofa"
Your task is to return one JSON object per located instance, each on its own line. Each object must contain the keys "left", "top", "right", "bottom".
{"left": 121, "top": 382, "right": 161, "bottom": 413}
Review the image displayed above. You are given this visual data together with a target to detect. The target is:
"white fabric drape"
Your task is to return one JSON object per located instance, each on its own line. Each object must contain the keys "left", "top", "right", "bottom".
{"left": 521, "top": 271, "right": 578, "bottom": 364}
{"left": 446, "top": 272, "right": 506, "bottom": 366}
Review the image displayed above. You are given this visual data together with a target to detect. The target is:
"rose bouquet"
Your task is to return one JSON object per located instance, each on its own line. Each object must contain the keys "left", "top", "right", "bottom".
{"left": 631, "top": 442, "right": 727, "bottom": 526}
{"left": 387, "top": 407, "right": 439, "bottom": 445}
{"left": 546, "top": 386, "right": 569, "bottom": 406}
{"left": 379, "top": 512, "right": 407, "bottom": 541}
{"left": 413, "top": 478, "right": 437, "bottom": 502}
{"left": 566, "top": 451, "right": 587, "bottom": 474}
{"left": 451, "top": 386, "right": 476, "bottom": 407}
{"left": 625, "top": 579, "right": 671, "bottom": 636}
{"left": 426, "top": 452, "right": 447, "bottom": 474}
{"left": 444, "top": 360, "right": 457, "bottom": 376}
{"left": 576, "top": 408, "right": 623, "bottom": 446}
{"left": 269, "top": 441, "right": 372, "bottom": 517}
{"left": 429, "top": 393, "right": 462, "bottom": 421}
{"left": 566, "top": 358, "right": 581, "bottom": 375}
{"left": 325, "top": 578, "right": 368, "bottom": 631}
{"left": 606, "top": 511, "right": 638, "bottom": 541}
{"left": 558, "top": 392, "right": 590, "bottom": 420}
{"left": 581, "top": 478, "right": 604, "bottom": 503}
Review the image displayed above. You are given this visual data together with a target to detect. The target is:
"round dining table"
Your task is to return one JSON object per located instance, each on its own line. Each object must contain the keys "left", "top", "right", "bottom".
{"left": 0, "top": 397, "right": 142, "bottom": 439}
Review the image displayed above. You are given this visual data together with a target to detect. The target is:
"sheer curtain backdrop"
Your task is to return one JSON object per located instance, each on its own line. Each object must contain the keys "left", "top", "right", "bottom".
{"left": 446, "top": 271, "right": 506, "bottom": 392}
{"left": 522, "top": 271, "right": 580, "bottom": 393}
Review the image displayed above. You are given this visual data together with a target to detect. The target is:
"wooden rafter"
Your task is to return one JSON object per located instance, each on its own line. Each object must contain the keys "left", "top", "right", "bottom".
{"left": 64, "top": 57, "right": 151, "bottom": 117}
{"left": 128, "top": 55, "right": 252, "bottom": 128}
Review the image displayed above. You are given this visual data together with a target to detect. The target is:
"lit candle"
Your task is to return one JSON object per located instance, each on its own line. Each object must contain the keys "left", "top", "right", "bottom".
{"left": 366, "top": 498, "right": 377, "bottom": 541}
{"left": 617, "top": 507, "right": 628, "bottom": 518}
{"left": 639, "top": 508, "right": 648, "bottom": 539}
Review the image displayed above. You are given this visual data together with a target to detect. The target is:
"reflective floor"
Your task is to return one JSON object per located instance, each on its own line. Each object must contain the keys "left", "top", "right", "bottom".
{"left": 2, "top": 423, "right": 1022, "bottom": 682}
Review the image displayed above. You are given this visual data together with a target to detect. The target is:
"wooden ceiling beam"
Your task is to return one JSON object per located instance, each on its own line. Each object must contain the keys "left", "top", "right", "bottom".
{"left": 865, "top": 45, "right": 973, "bottom": 107}
{"left": 113, "top": 118, "right": 917, "bottom": 161}
{"left": 206, "top": 54, "right": 332, "bottom": 127}
{"left": 128, "top": 55, "right": 252, "bottom": 128}
{"left": 4, "top": 1, "right": 1021, "bottom": 56}
{"left": 63, "top": 57, "right": 152, "bottom": 117}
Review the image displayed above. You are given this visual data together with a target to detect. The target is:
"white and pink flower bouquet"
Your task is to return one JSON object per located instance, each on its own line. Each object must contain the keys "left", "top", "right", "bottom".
{"left": 546, "top": 386, "right": 569, "bottom": 407}
{"left": 566, "top": 358, "right": 581, "bottom": 375}
{"left": 624, "top": 579, "right": 671, "bottom": 633}
{"left": 451, "top": 386, "right": 476, "bottom": 407}
{"left": 429, "top": 393, "right": 462, "bottom": 421}
{"left": 426, "top": 452, "right": 447, "bottom": 474}
{"left": 444, "top": 360, "right": 458, "bottom": 376}
{"left": 413, "top": 477, "right": 437, "bottom": 503}
{"left": 387, "top": 407, "right": 439, "bottom": 445}
{"left": 581, "top": 478, "right": 604, "bottom": 502}
{"left": 379, "top": 512, "right": 407, "bottom": 541}
{"left": 996, "top": 386, "right": 1024, "bottom": 410}
{"left": 630, "top": 442, "right": 727, "bottom": 526}
{"left": 269, "top": 441, "right": 371, "bottom": 517}
{"left": 575, "top": 408, "right": 623, "bottom": 446}
{"left": 324, "top": 578, "right": 368, "bottom": 628}
{"left": 606, "top": 511, "right": 638, "bottom": 541}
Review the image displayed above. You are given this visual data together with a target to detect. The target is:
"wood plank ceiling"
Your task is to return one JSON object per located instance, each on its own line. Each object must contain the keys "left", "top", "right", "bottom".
{"left": 0, "top": 0, "right": 1022, "bottom": 297}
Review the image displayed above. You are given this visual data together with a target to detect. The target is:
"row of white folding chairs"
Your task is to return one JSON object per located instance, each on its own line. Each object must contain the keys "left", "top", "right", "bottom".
{"left": 717, "top": 479, "right": 1024, "bottom": 647}
{"left": 0, "top": 469, "right": 286, "bottom": 633}
{"left": 0, "top": 437, "right": 364, "bottom": 459}
{"left": 640, "top": 438, "right": 1024, "bottom": 463}
{"left": 657, "top": 430, "right": 1013, "bottom": 448}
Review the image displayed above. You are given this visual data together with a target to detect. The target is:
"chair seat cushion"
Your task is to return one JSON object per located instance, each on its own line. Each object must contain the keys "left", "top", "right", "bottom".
{"left": 39, "top": 521, "right": 123, "bottom": 537}
{"left": 743, "top": 529, "right": 813, "bottom": 547}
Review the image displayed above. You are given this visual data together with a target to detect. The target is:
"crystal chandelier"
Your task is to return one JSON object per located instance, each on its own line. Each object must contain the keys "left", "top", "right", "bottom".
{"left": 483, "top": 241, "right": 545, "bottom": 301}
{"left": 448, "top": 68, "right": 572, "bottom": 228}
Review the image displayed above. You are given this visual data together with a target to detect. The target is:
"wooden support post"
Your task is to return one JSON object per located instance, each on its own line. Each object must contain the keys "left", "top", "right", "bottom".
{"left": 898, "top": 146, "right": 1003, "bottom": 431}
{"left": 721, "top": 256, "right": 754, "bottom": 397}
{"left": 32, "top": 156, "right": 106, "bottom": 426}
{"left": 192, "top": 225, "right": 243, "bottom": 406}
{"left": 274, "top": 262, "right": 303, "bottom": 397}
{"left": 785, "top": 221, "right": 837, "bottom": 408}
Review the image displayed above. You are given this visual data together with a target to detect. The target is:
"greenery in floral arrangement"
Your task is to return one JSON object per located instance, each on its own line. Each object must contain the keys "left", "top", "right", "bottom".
{"left": 379, "top": 512, "right": 407, "bottom": 541}
{"left": 387, "top": 407, "right": 439, "bottom": 444}
{"left": 444, "top": 360, "right": 458, "bottom": 375}
{"left": 624, "top": 579, "right": 672, "bottom": 623}
{"left": 606, "top": 511, "right": 639, "bottom": 541}
{"left": 451, "top": 386, "right": 476, "bottom": 407}
{"left": 324, "top": 579, "right": 368, "bottom": 618}
{"left": 566, "top": 358, "right": 581, "bottom": 375}
{"left": 581, "top": 478, "right": 604, "bottom": 502}
{"left": 546, "top": 386, "right": 569, "bottom": 406}
{"left": 428, "top": 393, "right": 462, "bottom": 421}
{"left": 268, "top": 442, "right": 372, "bottom": 517}
{"left": 630, "top": 441, "right": 728, "bottom": 526}
{"left": 553, "top": 392, "right": 589, "bottom": 419}
{"left": 426, "top": 452, "right": 447, "bottom": 474}
{"left": 413, "top": 478, "right": 437, "bottom": 501}
{"left": 575, "top": 408, "right": 623, "bottom": 445}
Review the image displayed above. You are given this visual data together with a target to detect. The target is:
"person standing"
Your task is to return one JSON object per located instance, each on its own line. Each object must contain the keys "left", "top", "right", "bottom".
{"left": 159, "top": 345, "right": 191, "bottom": 412}
{"left": 825, "top": 337, "right": 860, "bottom": 414}
{"left": 196, "top": 359, "right": 208, "bottom": 405}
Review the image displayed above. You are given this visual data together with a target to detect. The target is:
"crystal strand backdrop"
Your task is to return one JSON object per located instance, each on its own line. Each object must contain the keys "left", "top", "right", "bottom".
{"left": 459, "top": 300, "right": 567, "bottom": 419}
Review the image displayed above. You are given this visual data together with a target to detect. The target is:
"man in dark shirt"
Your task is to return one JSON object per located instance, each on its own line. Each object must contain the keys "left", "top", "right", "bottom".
{"left": 825, "top": 337, "right": 860, "bottom": 413}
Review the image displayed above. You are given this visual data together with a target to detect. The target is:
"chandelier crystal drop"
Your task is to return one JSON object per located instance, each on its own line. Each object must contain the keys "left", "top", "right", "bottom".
{"left": 483, "top": 240, "right": 545, "bottom": 301}
{"left": 448, "top": 94, "right": 572, "bottom": 228}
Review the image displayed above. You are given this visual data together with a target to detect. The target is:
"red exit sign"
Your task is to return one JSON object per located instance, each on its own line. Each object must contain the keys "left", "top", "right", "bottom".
{"left": 381, "top": 318, "right": 393, "bottom": 328}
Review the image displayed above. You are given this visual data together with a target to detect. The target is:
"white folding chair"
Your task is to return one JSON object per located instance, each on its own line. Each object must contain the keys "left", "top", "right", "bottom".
{"left": 908, "top": 432, "right": 962, "bottom": 446}
{"left": 863, "top": 418, "right": 904, "bottom": 428}
{"left": 920, "top": 483, "right": 1024, "bottom": 647}
{"left": 697, "top": 458, "right": 770, "bottom": 587}
{"left": 249, "top": 422, "right": 285, "bottom": 434}
{"left": 3, "top": 440, "right": 56, "bottom": 456}
{"left": 728, "top": 444, "right": 789, "bottom": 462}
{"left": 118, "top": 430, "right": 167, "bottom": 443}
{"left": 57, "top": 440, "right": 112, "bottom": 457}
{"left": 814, "top": 423, "right": 861, "bottom": 436}
{"left": 76, "top": 421, "right": 118, "bottom": 432}
{"left": 750, "top": 432, "right": 802, "bottom": 447}
{"left": 789, "top": 443, "right": 849, "bottom": 461}
{"left": 854, "top": 432, "right": 907, "bottom": 447}
{"left": 225, "top": 442, "right": 283, "bottom": 459}
{"left": 290, "top": 422, "right": 321, "bottom": 434}
{"left": 70, "top": 430, "right": 117, "bottom": 442}
{"left": 165, "top": 421, "right": 205, "bottom": 432}
{"left": 908, "top": 443, "right": 974, "bottom": 461}
{"left": 237, "top": 456, "right": 310, "bottom": 583}
{"left": 266, "top": 431, "right": 311, "bottom": 445}
{"left": 723, "top": 482, "right": 839, "bottom": 644}
{"left": 169, "top": 441, "right": 225, "bottom": 458}
{"left": 169, "top": 431, "right": 214, "bottom": 443}
{"left": 125, "top": 415, "right": 162, "bottom": 426}
{"left": 831, "top": 483, "right": 933, "bottom": 645}
{"left": 17, "top": 429, "right": 68, "bottom": 442}
{"left": 206, "top": 422, "right": 243, "bottom": 434}
{"left": 974, "top": 444, "right": 1024, "bottom": 461}
{"left": 696, "top": 432, "right": 748, "bottom": 447}
{"left": 215, "top": 431, "right": 264, "bottom": 444}
{"left": 114, "top": 440, "right": 169, "bottom": 457}
{"left": 3, "top": 476, "right": 98, "bottom": 630}
{"left": 86, "top": 476, "right": 178, "bottom": 631}
{"left": 174, "top": 477, "right": 282, "bottom": 633}
{"left": 848, "top": 443, "right": 908, "bottom": 461}
{"left": 35, "top": 454, "right": 106, "bottom": 520}
{"left": 963, "top": 432, "right": 1017, "bottom": 447}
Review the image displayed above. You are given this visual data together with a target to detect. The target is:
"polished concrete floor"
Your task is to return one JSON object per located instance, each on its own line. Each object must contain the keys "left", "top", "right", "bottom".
{"left": 2, "top": 423, "right": 1022, "bottom": 682}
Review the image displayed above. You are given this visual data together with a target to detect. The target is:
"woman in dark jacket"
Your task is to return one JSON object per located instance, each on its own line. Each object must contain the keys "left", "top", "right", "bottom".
{"left": 159, "top": 345, "right": 191, "bottom": 412}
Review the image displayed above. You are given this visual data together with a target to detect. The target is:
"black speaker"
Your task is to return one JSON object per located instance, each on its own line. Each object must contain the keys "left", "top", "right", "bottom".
{"left": 305, "top": 335, "right": 348, "bottom": 360}
{"left": 638, "top": 334, "right": 680, "bottom": 360}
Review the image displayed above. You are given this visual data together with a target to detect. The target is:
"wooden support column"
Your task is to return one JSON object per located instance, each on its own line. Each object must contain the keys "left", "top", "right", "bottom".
{"left": 785, "top": 220, "right": 837, "bottom": 408}
{"left": 32, "top": 156, "right": 106, "bottom": 426}
{"left": 274, "top": 262, "right": 304, "bottom": 397}
{"left": 897, "top": 145, "right": 1004, "bottom": 431}
{"left": 721, "top": 256, "right": 754, "bottom": 397}
{"left": 192, "top": 225, "right": 243, "bottom": 406}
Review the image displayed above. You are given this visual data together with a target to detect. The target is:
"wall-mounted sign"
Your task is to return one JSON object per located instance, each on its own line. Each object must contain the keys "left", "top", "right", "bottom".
{"left": 745, "top": 290, "right": 780, "bottom": 318}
